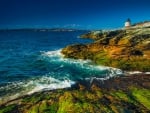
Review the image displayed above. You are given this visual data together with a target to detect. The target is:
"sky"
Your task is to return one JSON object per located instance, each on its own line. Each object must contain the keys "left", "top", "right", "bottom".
{"left": 0, "top": 0, "right": 150, "bottom": 29}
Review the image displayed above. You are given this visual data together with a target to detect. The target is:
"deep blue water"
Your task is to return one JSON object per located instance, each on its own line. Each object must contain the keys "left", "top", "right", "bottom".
{"left": 0, "top": 30, "right": 122, "bottom": 102}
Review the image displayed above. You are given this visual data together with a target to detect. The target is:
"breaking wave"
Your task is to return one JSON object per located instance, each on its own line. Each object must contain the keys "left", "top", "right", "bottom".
{"left": 0, "top": 49, "right": 123, "bottom": 104}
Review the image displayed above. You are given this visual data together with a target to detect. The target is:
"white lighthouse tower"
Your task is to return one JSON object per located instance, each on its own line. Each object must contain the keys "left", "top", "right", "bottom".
{"left": 125, "top": 18, "right": 131, "bottom": 28}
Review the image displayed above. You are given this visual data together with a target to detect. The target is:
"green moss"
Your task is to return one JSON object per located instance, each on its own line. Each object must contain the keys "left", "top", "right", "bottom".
{"left": 73, "top": 90, "right": 87, "bottom": 102}
{"left": 28, "top": 104, "right": 39, "bottom": 113}
{"left": 57, "top": 92, "right": 74, "bottom": 113}
{"left": 48, "top": 103, "right": 58, "bottom": 113}
{"left": 95, "top": 90, "right": 103, "bottom": 99}
{"left": 0, "top": 104, "right": 16, "bottom": 113}
{"left": 93, "top": 52, "right": 112, "bottom": 65}
{"left": 82, "top": 102, "right": 94, "bottom": 112}
{"left": 61, "top": 26, "right": 150, "bottom": 72}
{"left": 39, "top": 101, "right": 49, "bottom": 112}
{"left": 22, "top": 93, "right": 54, "bottom": 104}
{"left": 112, "top": 91, "right": 129, "bottom": 101}
{"left": 38, "top": 101, "right": 58, "bottom": 113}
{"left": 131, "top": 87, "right": 150, "bottom": 110}
{"left": 1, "top": 82, "right": 150, "bottom": 113}
{"left": 111, "top": 90, "right": 135, "bottom": 105}
{"left": 22, "top": 94, "right": 42, "bottom": 104}
{"left": 57, "top": 91, "right": 100, "bottom": 113}
{"left": 97, "top": 104, "right": 114, "bottom": 113}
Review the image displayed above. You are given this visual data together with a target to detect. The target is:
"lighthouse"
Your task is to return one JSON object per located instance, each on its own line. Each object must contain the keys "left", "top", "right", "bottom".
{"left": 125, "top": 18, "right": 131, "bottom": 28}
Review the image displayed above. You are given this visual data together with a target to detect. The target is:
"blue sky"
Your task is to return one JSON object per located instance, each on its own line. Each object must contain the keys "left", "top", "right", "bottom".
{"left": 0, "top": 0, "right": 150, "bottom": 29}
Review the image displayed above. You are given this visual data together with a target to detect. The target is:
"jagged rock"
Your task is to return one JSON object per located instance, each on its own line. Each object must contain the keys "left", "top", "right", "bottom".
{"left": 1, "top": 22, "right": 150, "bottom": 113}
{"left": 61, "top": 24, "right": 150, "bottom": 71}
{"left": 1, "top": 74, "right": 150, "bottom": 113}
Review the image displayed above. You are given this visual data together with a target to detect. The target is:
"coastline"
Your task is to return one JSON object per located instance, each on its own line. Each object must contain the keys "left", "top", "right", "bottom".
{"left": 0, "top": 73, "right": 150, "bottom": 112}
{"left": 1, "top": 23, "right": 150, "bottom": 112}
{"left": 61, "top": 25, "right": 150, "bottom": 72}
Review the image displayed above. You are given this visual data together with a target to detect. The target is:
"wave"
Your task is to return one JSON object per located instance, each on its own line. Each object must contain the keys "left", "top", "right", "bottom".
{"left": 27, "top": 76, "right": 75, "bottom": 94}
{"left": 0, "top": 75, "right": 75, "bottom": 104}
{"left": 40, "top": 50, "right": 123, "bottom": 79}
{"left": 0, "top": 49, "right": 124, "bottom": 104}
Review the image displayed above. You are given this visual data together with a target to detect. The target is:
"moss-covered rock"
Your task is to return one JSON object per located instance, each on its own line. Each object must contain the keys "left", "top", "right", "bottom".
{"left": 61, "top": 26, "right": 150, "bottom": 72}
{"left": 1, "top": 22, "right": 150, "bottom": 113}
{"left": 130, "top": 87, "right": 150, "bottom": 110}
{"left": 0, "top": 104, "right": 17, "bottom": 113}
{"left": 1, "top": 74, "right": 150, "bottom": 113}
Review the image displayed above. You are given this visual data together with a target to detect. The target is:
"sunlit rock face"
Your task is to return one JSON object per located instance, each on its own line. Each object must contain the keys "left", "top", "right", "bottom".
{"left": 62, "top": 21, "right": 150, "bottom": 71}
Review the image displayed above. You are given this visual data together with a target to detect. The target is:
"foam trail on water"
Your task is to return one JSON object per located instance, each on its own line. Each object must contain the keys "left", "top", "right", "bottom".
{"left": 27, "top": 78, "right": 75, "bottom": 94}
{"left": 41, "top": 50, "right": 124, "bottom": 79}
{"left": 0, "top": 49, "right": 124, "bottom": 104}
{"left": 0, "top": 76, "right": 75, "bottom": 104}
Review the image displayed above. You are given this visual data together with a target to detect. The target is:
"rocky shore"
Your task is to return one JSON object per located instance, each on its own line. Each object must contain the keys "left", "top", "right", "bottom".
{"left": 61, "top": 22, "right": 150, "bottom": 71}
{"left": 1, "top": 22, "right": 150, "bottom": 113}
{"left": 0, "top": 73, "right": 150, "bottom": 113}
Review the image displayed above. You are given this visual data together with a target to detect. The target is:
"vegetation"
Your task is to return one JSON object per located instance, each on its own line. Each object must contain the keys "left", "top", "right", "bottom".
{"left": 62, "top": 25, "right": 150, "bottom": 72}
{"left": 1, "top": 75, "right": 150, "bottom": 113}
{"left": 0, "top": 22, "right": 150, "bottom": 113}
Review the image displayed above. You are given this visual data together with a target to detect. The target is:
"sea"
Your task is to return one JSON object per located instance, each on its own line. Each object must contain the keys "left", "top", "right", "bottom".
{"left": 0, "top": 29, "right": 123, "bottom": 103}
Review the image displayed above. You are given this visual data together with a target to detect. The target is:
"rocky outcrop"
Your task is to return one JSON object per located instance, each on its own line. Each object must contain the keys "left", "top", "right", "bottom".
{"left": 0, "top": 74, "right": 150, "bottom": 113}
{"left": 1, "top": 22, "right": 150, "bottom": 113}
{"left": 62, "top": 24, "right": 150, "bottom": 71}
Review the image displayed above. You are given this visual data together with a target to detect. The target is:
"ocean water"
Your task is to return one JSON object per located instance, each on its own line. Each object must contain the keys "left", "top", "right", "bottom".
{"left": 0, "top": 30, "right": 122, "bottom": 102}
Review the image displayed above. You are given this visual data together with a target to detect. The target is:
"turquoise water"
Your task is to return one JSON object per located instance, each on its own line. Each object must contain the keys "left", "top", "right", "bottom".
{"left": 0, "top": 30, "right": 122, "bottom": 102}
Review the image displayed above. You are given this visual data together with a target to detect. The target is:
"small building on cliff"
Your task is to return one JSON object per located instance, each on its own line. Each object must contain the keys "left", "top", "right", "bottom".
{"left": 125, "top": 18, "right": 131, "bottom": 28}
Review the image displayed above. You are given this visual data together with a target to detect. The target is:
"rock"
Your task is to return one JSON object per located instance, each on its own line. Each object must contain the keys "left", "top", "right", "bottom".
{"left": 1, "top": 21, "right": 150, "bottom": 113}
{"left": 1, "top": 74, "right": 150, "bottom": 113}
{"left": 61, "top": 24, "right": 150, "bottom": 71}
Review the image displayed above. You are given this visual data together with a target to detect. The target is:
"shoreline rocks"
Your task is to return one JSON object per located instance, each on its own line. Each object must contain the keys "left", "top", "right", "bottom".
{"left": 1, "top": 22, "right": 150, "bottom": 113}
{"left": 0, "top": 74, "right": 150, "bottom": 113}
{"left": 61, "top": 25, "right": 150, "bottom": 72}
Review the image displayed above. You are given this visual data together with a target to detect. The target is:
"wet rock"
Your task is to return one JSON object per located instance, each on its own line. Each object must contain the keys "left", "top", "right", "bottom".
{"left": 61, "top": 26, "right": 150, "bottom": 72}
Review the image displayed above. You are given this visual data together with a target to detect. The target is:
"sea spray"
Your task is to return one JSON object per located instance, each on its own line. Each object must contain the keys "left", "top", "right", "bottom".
{"left": 0, "top": 30, "right": 123, "bottom": 104}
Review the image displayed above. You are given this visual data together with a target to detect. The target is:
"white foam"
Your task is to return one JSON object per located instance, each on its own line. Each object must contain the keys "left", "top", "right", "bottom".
{"left": 145, "top": 72, "right": 150, "bottom": 74}
{"left": 25, "top": 76, "right": 75, "bottom": 94}
{"left": 85, "top": 67, "right": 123, "bottom": 83}
{"left": 125, "top": 71, "right": 143, "bottom": 75}
{"left": 27, "top": 79, "right": 75, "bottom": 95}
{"left": 40, "top": 49, "right": 90, "bottom": 63}
{"left": 40, "top": 49, "right": 123, "bottom": 78}
{"left": 42, "top": 49, "right": 62, "bottom": 57}
{"left": 0, "top": 75, "right": 75, "bottom": 104}
{"left": 41, "top": 50, "right": 108, "bottom": 72}
{"left": 125, "top": 71, "right": 150, "bottom": 75}
{"left": 0, "top": 49, "right": 124, "bottom": 104}
{"left": 0, "top": 50, "right": 123, "bottom": 98}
